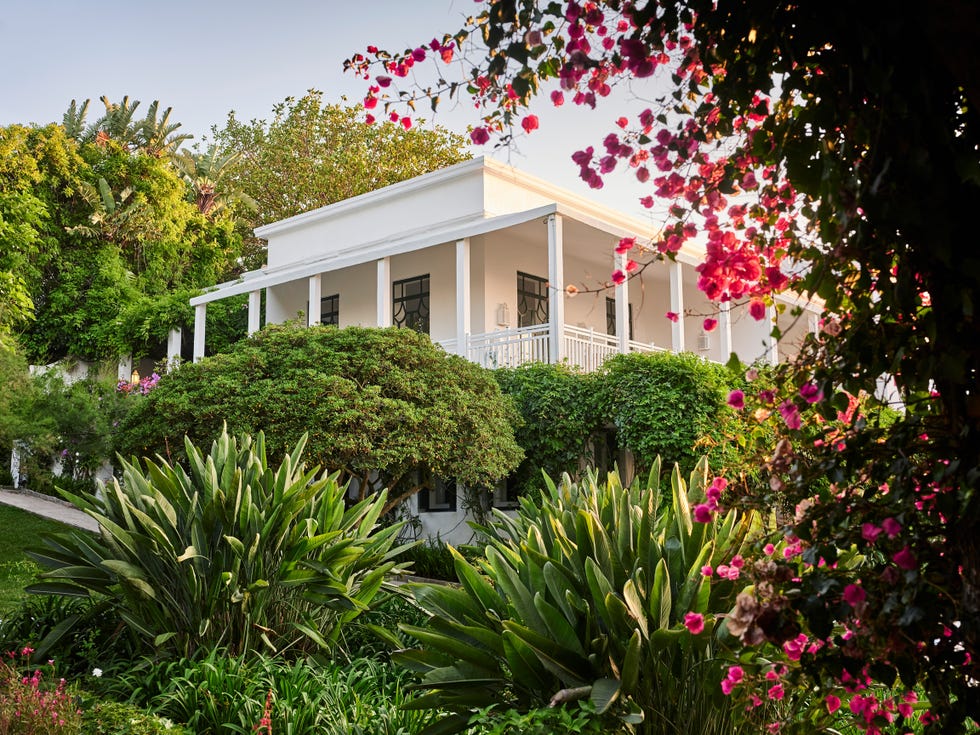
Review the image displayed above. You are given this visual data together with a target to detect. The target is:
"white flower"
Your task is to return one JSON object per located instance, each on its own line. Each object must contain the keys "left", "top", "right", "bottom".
{"left": 92, "top": 667, "right": 103, "bottom": 678}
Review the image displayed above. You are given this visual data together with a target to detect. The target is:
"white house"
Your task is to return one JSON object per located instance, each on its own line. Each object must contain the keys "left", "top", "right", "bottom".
{"left": 185, "top": 156, "right": 819, "bottom": 544}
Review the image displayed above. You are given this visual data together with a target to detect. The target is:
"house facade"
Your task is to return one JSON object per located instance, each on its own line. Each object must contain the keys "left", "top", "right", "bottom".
{"left": 185, "top": 156, "right": 819, "bottom": 544}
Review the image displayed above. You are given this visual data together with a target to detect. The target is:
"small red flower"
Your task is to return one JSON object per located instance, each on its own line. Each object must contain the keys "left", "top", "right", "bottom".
{"left": 703, "top": 317, "right": 718, "bottom": 332}
{"left": 470, "top": 127, "right": 490, "bottom": 145}
{"left": 684, "top": 612, "right": 705, "bottom": 634}
{"left": 665, "top": 311, "right": 679, "bottom": 323}
{"left": 727, "top": 390, "right": 745, "bottom": 409}
{"left": 521, "top": 114, "right": 540, "bottom": 133}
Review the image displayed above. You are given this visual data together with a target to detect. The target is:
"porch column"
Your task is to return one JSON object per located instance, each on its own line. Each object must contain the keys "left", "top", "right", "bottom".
{"left": 166, "top": 328, "right": 182, "bottom": 371}
{"left": 766, "top": 304, "right": 779, "bottom": 366}
{"left": 669, "top": 260, "right": 685, "bottom": 352}
{"left": 719, "top": 301, "right": 733, "bottom": 361}
{"left": 307, "top": 274, "right": 322, "bottom": 327}
{"left": 376, "top": 257, "right": 392, "bottom": 327}
{"left": 193, "top": 303, "right": 207, "bottom": 362}
{"left": 615, "top": 251, "right": 629, "bottom": 353}
{"left": 247, "top": 290, "right": 262, "bottom": 335}
{"left": 547, "top": 214, "right": 565, "bottom": 363}
{"left": 456, "top": 238, "right": 471, "bottom": 357}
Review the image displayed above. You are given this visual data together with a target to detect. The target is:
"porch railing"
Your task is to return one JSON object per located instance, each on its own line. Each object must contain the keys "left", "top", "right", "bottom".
{"left": 467, "top": 325, "right": 551, "bottom": 369}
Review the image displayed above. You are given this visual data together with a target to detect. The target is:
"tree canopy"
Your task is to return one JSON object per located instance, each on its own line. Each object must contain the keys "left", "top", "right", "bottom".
{"left": 348, "top": 2, "right": 980, "bottom": 730}
{"left": 210, "top": 89, "right": 470, "bottom": 228}
{"left": 113, "top": 324, "right": 523, "bottom": 513}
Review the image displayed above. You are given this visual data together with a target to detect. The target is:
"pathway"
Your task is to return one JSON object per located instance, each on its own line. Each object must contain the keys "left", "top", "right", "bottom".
{"left": 0, "top": 488, "right": 99, "bottom": 533}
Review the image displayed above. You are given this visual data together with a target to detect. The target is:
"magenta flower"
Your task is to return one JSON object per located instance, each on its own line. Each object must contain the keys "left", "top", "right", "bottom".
{"left": 843, "top": 583, "right": 866, "bottom": 607}
{"left": 826, "top": 694, "right": 842, "bottom": 714}
{"left": 778, "top": 399, "right": 802, "bottom": 430}
{"left": 881, "top": 517, "right": 902, "bottom": 538}
{"left": 799, "top": 381, "right": 824, "bottom": 403}
{"left": 727, "top": 389, "right": 745, "bottom": 409}
{"left": 665, "top": 311, "right": 679, "bottom": 322}
{"left": 703, "top": 317, "right": 718, "bottom": 331}
{"left": 521, "top": 114, "right": 540, "bottom": 133}
{"left": 470, "top": 127, "right": 490, "bottom": 145}
{"left": 684, "top": 612, "right": 705, "bottom": 634}
{"left": 693, "top": 504, "right": 713, "bottom": 523}
{"left": 893, "top": 546, "right": 917, "bottom": 570}
{"left": 749, "top": 298, "right": 766, "bottom": 321}
{"left": 862, "top": 523, "right": 883, "bottom": 544}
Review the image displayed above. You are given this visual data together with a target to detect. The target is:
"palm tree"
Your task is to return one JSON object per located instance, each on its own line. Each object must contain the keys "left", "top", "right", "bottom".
{"left": 174, "top": 145, "right": 256, "bottom": 218}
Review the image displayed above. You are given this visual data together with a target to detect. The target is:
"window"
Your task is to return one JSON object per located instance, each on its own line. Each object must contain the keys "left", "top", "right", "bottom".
{"left": 393, "top": 274, "right": 430, "bottom": 334}
{"left": 606, "top": 297, "right": 634, "bottom": 339}
{"left": 418, "top": 477, "right": 457, "bottom": 512}
{"left": 320, "top": 294, "right": 339, "bottom": 326}
{"left": 517, "top": 271, "right": 549, "bottom": 328}
{"left": 492, "top": 476, "right": 521, "bottom": 509}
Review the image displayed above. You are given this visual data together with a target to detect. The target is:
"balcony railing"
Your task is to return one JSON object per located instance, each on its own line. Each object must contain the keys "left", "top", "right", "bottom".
{"left": 439, "top": 323, "right": 665, "bottom": 372}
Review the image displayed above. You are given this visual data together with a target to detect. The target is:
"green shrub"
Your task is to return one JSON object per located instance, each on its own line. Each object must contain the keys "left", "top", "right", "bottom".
{"left": 81, "top": 700, "right": 188, "bottom": 735}
{"left": 114, "top": 324, "right": 522, "bottom": 512}
{"left": 27, "top": 427, "right": 412, "bottom": 658}
{"left": 396, "top": 459, "right": 762, "bottom": 735}
{"left": 493, "top": 363, "right": 600, "bottom": 495}
{"left": 465, "top": 702, "right": 614, "bottom": 735}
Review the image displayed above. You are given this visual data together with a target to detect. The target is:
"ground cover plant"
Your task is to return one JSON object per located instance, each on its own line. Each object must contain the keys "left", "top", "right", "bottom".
{"left": 26, "top": 427, "right": 411, "bottom": 658}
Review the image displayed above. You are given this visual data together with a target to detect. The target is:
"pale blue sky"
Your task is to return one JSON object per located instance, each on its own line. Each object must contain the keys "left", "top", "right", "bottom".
{"left": 1, "top": 0, "right": 660, "bottom": 217}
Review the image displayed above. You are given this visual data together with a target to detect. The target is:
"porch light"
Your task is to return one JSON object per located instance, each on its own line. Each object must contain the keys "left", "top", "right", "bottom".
{"left": 697, "top": 331, "right": 711, "bottom": 352}
{"left": 496, "top": 302, "right": 511, "bottom": 327}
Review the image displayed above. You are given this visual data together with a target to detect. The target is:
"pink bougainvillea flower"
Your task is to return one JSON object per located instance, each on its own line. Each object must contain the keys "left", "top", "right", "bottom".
{"left": 611, "top": 269, "right": 626, "bottom": 285}
{"left": 615, "top": 236, "right": 635, "bottom": 253}
{"left": 726, "top": 666, "right": 744, "bottom": 684}
{"left": 616, "top": 116, "right": 628, "bottom": 128}
{"left": 693, "top": 504, "right": 713, "bottom": 523}
{"left": 862, "top": 523, "right": 883, "bottom": 543}
{"left": 521, "top": 114, "right": 540, "bottom": 133}
{"left": 701, "top": 564, "right": 713, "bottom": 576}
{"left": 727, "top": 389, "right": 745, "bottom": 409}
{"left": 843, "top": 583, "right": 866, "bottom": 607}
{"left": 721, "top": 678, "right": 737, "bottom": 695}
{"left": 703, "top": 317, "right": 718, "bottom": 331}
{"left": 550, "top": 90, "right": 565, "bottom": 106}
{"left": 799, "top": 382, "right": 824, "bottom": 403}
{"left": 768, "top": 684, "right": 785, "bottom": 701}
{"left": 881, "top": 517, "right": 902, "bottom": 538}
{"left": 749, "top": 298, "right": 766, "bottom": 321}
{"left": 764, "top": 543, "right": 775, "bottom": 555}
{"left": 684, "top": 612, "right": 705, "bottom": 634}
{"left": 665, "top": 311, "right": 679, "bottom": 322}
{"left": 470, "top": 127, "right": 490, "bottom": 145}
{"left": 375, "top": 75, "right": 392, "bottom": 88}
{"left": 401, "top": 117, "right": 412, "bottom": 130}
{"left": 826, "top": 694, "right": 842, "bottom": 714}
{"left": 893, "top": 546, "right": 917, "bottom": 570}
{"left": 778, "top": 399, "right": 802, "bottom": 430}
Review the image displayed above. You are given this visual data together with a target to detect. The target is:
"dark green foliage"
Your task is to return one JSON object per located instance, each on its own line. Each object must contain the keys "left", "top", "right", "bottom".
{"left": 113, "top": 324, "right": 523, "bottom": 511}
{"left": 493, "top": 363, "right": 599, "bottom": 493}
{"left": 595, "top": 352, "right": 736, "bottom": 478}
{"left": 28, "top": 427, "right": 410, "bottom": 658}
{"left": 110, "top": 651, "right": 438, "bottom": 735}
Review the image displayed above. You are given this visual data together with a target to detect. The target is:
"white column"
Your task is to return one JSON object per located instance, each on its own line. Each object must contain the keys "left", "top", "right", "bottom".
{"left": 376, "top": 257, "right": 392, "bottom": 327}
{"left": 193, "top": 303, "right": 207, "bottom": 363}
{"left": 766, "top": 304, "right": 779, "bottom": 366}
{"left": 807, "top": 311, "right": 819, "bottom": 336}
{"left": 719, "top": 301, "right": 733, "bottom": 362}
{"left": 117, "top": 354, "right": 133, "bottom": 382}
{"left": 547, "top": 214, "right": 565, "bottom": 363}
{"left": 166, "top": 328, "right": 182, "bottom": 370}
{"left": 307, "top": 274, "right": 322, "bottom": 327}
{"left": 456, "top": 238, "right": 471, "bottom": 356}
{"left": 247, "top": 290, "right": 262, "bottom": 335}
{"left": 615, "top": 252, "right": 629, "bottom": 353}
{"left": 669, "top": 260, "right": 685, "bottom": 352}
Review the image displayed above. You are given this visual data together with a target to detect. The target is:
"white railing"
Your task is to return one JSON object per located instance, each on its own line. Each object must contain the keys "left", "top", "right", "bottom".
{"left": 562, "top": 325, "right": 620, "bottom": 373}
{"left": 462, "top": 324, "right": 668, "bottom": 372}
{"left": 467, "top": 325, "right": 551, "bottom": 369}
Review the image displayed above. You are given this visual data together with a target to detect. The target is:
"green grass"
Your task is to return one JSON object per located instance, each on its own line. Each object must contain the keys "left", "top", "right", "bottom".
{"left": 0, "top": 504, "right": 75, "bottom": 613}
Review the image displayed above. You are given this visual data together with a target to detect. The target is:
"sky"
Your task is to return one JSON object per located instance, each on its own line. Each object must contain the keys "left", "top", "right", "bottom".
{"left": 1, "top": 0, "right": 659, "bottom": 219}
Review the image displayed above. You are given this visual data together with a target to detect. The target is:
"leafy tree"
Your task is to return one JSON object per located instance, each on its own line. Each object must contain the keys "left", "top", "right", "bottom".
{"left": 114, "top": 324, "right": 523, "bottom": 512}
{"left": 349, "top": 3, "right": 980, "bottom": 730}
{"left": 211, "top": 90, "right": 470, "bottom": 227}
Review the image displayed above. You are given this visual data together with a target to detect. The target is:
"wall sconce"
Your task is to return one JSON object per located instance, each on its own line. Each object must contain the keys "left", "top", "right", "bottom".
{"left": 697, "top": 331, "right": 711, "bottom": 352}
{"left": 496, "top": 302, "right": 511, "bottom": 327}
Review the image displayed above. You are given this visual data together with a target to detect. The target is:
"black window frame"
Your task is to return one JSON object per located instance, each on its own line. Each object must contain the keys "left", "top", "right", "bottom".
{"left": 517, "top": 271, "right": 549, "bottom": 328}
{"left": 418, "top": 477, "right": 457, "bottom": 513}
{"left": 320, "top": 293, "right": 340, "bottom": 326}
{"left": 393, "top": 274, "right": 430, "bottom": 334}
{"left": 606, "top": 297, "right": 634, "bottom": 340}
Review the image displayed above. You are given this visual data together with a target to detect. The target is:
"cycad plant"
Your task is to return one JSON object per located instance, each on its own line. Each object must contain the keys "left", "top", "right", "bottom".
{"left": 397, "top": 458, "right": 762, "bottom": 734}
{"left": 27, "top": 427, "right": 411, "bottom": 658}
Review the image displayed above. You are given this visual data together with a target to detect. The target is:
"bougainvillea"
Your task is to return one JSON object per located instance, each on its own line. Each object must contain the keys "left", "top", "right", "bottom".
{"left": 346, "top": 2, "right": 980, "bottom": 731}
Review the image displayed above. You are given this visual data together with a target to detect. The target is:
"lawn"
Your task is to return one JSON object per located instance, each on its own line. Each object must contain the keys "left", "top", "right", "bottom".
{"left": 0, "top": 504, "right": 76, "bottom": 613}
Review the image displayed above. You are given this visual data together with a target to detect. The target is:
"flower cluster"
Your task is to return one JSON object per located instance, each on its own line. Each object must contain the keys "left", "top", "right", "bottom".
{"left": 116, "top": 372, "right": 160, "bottom": 396}
{"left": 0, "top": 648, "right": 82, "bottom": 735}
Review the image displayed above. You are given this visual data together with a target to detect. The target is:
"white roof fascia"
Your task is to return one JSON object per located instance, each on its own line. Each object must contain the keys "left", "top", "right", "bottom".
{"left": 191, "top": 203, "right": 559, "bottom": 306}
{"left": 253, "top": 157, "right": 488, "bottom": 239}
